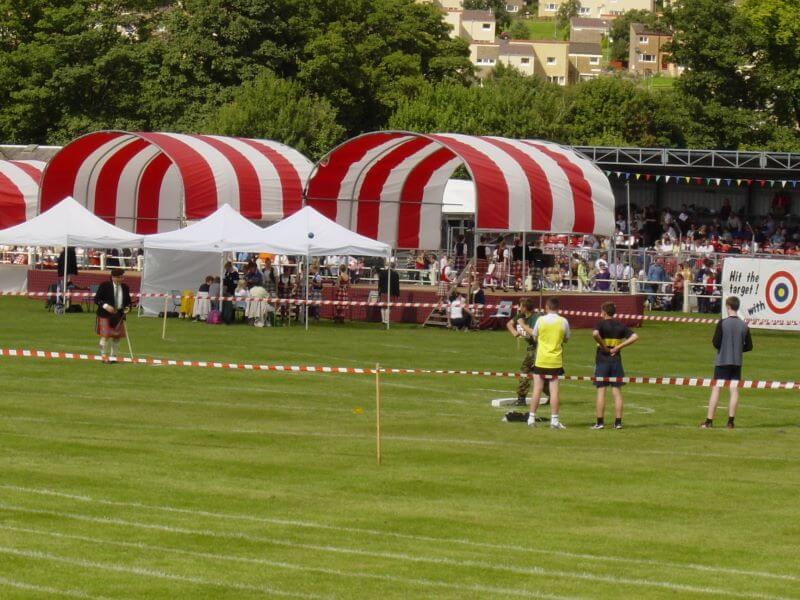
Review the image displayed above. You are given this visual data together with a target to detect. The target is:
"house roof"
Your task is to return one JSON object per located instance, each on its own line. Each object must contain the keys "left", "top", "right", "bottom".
{"left": 569, "top": 17, "right": 610, "bottom": 30}
{"left": 473, "top": 43, "right": 499, "bottom": 60}
{"left": 462, "top": 9, "right": 495, "bottom": 22}
{"left": 498, "top": 41, "right": 535, "bottom": 57}
{"left": 631, "top": 22, "right": 671, "bottom": 37}
{"left": 568, "top": 42, "right": 602, "bottom": 56}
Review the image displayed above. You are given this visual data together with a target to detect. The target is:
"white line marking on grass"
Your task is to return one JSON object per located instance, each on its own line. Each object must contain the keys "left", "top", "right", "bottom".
{"left": 0, "top": 502, "right": 792, "bottom": 599}
{"left": 0, "top": 575, "right": 116, "bottom": 600}
{"left": 0, "top": 545, "right": 323, "bottom": 600}
{"left": 1, "top": 415, "right": 795, "bottom": 462}
{"left": 0, "top": 525, "right": 576, "bottom": 600}
{"left": 4, "top": 484, "right": 799, "bottom": 583}
{"left": 625, "top": 403, "right": 655, "bottom": 414}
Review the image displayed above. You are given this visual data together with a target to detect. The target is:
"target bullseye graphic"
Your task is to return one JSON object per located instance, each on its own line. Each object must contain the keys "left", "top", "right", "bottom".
{"left": 765, "top": 270, "right": 798, "bottom": 315}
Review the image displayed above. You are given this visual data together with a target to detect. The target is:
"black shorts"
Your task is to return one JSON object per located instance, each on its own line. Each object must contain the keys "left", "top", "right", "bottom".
{"left": 533, "top": 366, "right": 564, "bottom": 379}
{"left": 594, "top": 359, "right": 625, "bottom": 387}
{"left": 713, "top": 365, "right": 742, "bottom": 381}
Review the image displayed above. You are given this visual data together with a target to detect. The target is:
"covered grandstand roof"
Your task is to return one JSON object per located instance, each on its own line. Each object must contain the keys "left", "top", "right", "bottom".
{"left": 304, "top": 131, "right": 615, "bottom": 248}
{"left": 39, "top": 131, "right": 314, "bottom": 234}
{"left": 0, "top": 160, "right": 45, "bottom": 229}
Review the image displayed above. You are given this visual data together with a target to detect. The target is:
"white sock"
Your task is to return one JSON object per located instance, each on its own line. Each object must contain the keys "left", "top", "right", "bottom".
{"left": 527, "top": 413, "right": 536, "bottom": 425}
{"left": 99, "top": 339, "right": 107, "bottom": 356}
{"left": 551, "top": 414, "right": 559, "bottom": 424}
{"left": 110, "top": 339, "right": 119, "bottom": 358}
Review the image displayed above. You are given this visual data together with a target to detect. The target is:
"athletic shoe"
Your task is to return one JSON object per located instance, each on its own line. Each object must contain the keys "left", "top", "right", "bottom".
{"left": 591, "top": 423, "right": 604, "bottom": 430}
{"left": 550, "top": 422, "right": 566, "bottom": 430}
{"left": 613, "top": 423, "right": 623, "bottom": 430}
{"left": 101, "top": 356, "right": 109, "bottom": 364}
{"left": 514, "top": 398, "right": 527, "bottom": 406}
{"left": 699, "top": 421, "right": 712, "bottom": 429}
{"left": 726, "top": 422, "right": 735, "bottom": 430}
{"left": 527, "top": 417, "right": 536, "bottom": 428}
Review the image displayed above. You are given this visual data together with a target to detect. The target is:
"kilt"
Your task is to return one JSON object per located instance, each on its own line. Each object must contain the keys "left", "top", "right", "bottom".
{"left": 334, "top": 285, "right": 349, "bottom": 319}
{"left": 475, "top": 258, "right": 488, "bottom": 278}
{"left": 96, "top": 316, "right": 126, "bottom": 339}
{"left": 437, "top": 279, "right": 450, "bottom": 299}
{"left": 493, "top": 262, "right": 507, "bottom": 286}
{"left": 454, "top": 255, "right": 466, "bottom": 273}
{"left": 511, "top": 260, "right": 524, "bottom": 281}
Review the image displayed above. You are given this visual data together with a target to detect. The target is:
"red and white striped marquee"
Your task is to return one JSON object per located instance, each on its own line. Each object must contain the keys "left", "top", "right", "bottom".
{"left": 39, "top": 131, "right": 314, "bottom": 234}
{"left": 0, "top": 160, "right": 45, "bottom": 230}
{"left": 304, "top": 131, "right": 615, "bottom": 248}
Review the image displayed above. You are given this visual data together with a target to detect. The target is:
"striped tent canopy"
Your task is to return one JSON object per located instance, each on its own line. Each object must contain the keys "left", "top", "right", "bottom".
{"left": 39, "top": 131, "right": 314, "bottom": 234}
{"left": 304, "top": 131, "right": 615, "bottom": 249}
{"left": 0, "top": 160, "right": 46, "bottom": 229}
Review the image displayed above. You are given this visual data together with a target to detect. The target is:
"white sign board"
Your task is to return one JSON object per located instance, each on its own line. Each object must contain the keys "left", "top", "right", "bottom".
{"left": 722, "top": 258, "right": 800, "bottom": 331}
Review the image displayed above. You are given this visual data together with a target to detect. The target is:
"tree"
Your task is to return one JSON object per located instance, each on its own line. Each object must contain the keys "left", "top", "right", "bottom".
{"left": 205, "top": 70, "right": 345, "bottom": 160}
{"left": 738, "top": 0, "right": 800, "bottom": 130}
{"left": 608, "top": 9, "right": 668, "bottom": 63}
{"left": 508, "top": 20, "right": 530, "bottom": 40}
{"left": 556, "top": 0, "right": 581, "bottom": 33}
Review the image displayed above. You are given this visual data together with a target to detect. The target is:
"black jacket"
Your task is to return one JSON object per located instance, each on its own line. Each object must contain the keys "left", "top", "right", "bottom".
{"left": 378, "top": 268, "right": 400, "bottom": 297}
{"left": 95, "top": 280, "right": 132, "bottom": 320}
{"left": 57, "top": 248, "right": 78, "bottom": 277}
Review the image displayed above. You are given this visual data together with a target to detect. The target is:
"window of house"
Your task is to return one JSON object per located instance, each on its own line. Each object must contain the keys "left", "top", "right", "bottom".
{"left": 482, "top": 23, "right": 491, "bottom": 29}
{"left": 505, "top": 4, "right": 519, "bottom": 12}
{"left": 589, "top": 56, "right": 600, "bottom": 65}
{"left": 578, "top": 7, "right": 591, "bottom": 15}
{"left": 547, "top": 75, "right": 566, "bottom": 85}
{"left": 520, "top": 57, "right": 530, "bottom": 64}
{"left": 476, "top": 58, "right": 496, "bottom": 65}
{"left": 638, "top": 36, "right": 649, "bottom": 43}
{"left": 640, "top": 54, "right": 656, "bottom": 62}
{"left": 545, "top": 3, "right": 557, "bottom": 11}
{"left": 546, "top": 56, "right": 556, "bottom": 65}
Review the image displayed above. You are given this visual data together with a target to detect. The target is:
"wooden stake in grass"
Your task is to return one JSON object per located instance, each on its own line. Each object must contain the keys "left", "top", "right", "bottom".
{"left": 161, "top": 296, "right": 169, "bottom": 340}
{"left": 376, "top": 362, "right": 381, "bottom": 466}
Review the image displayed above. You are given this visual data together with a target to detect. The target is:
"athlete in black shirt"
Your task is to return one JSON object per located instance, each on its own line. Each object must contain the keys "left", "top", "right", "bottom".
{"left": 591, "top": 302, "right": 639, "bottom": 429}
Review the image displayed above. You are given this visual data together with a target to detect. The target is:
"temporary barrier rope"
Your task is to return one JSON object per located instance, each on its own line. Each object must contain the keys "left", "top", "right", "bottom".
{"left": 1, "top": 291, "right": 797, "bottom": 327}
{"left": 1, "top": 348, "right": 797, "bottom": 390}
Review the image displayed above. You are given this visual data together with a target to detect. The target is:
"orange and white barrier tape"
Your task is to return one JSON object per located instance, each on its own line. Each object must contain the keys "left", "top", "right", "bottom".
{"left": 1, "top": 290, "right": 798, "bottom": 327}
{"left": 1, "top": 348, "right": 797, "bottom": 390}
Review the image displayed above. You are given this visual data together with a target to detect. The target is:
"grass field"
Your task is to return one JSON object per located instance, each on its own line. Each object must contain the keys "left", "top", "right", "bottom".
{"left": 516, "top": 18, "right": 561, "bottom": 40}
{"left": 0, "top": 296, "right": 798, "bottom": 599}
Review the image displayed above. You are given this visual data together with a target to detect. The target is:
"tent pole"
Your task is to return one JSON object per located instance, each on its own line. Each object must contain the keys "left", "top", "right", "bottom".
{"left": 305, "top": 253, "right": 310, "bottom": 331}
{"left": 386, "top": 252, "right": 392, "bottom": 331}
{"left": 62, "top": 243, "right": 69, "bottom": 316}
{"left": 521, "top": 231, "right": 525, "bottom": 291}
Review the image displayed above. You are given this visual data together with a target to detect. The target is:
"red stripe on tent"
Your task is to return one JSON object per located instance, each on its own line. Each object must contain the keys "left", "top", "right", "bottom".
{"left": 94, "top": 138, "right": 149, "bottom": 225}
{"left": 482, "top": 138, "right": 554, "bottom": 231}
{"left": 305, "top": 132, "right": 408, "bottom": 220}
{"left": 40, "top": 131, "right": 124, "bottom": 211}
{"left": 524, "top": 142, "right": 594, "bottom": 233}
{"left": 239, "top": 138, "right": 304, "bottom": 219}
{"left": 429, "top": 135, "right": 509, "bottom": 230}
{"left": 355, "top": 137, "right": 432, "bottom": 240}
{"left": 135, "top": 153, "right": 172, "bottom": 234}
{"left": 193, "top": 135, "right": 262, "bottom": 219}
{"left": 0, "top": 171, "right": 25, "bottom": 228}
{"left": 137, "top": 133, "right": 218, "bottom": 220}
{"left": 9, "top": 161, "right": 44, "bottom": 182}
{"left": 397, "top": 147, "right": 456, "bottom": 248}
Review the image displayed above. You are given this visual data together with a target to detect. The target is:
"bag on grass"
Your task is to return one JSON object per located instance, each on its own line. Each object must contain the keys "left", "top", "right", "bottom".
{"left": 207, "top": 309, "right": 222, "bottom": 324}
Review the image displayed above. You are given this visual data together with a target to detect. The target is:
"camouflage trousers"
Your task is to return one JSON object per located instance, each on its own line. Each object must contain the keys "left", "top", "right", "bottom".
{"left": 517, "top": 346, "right": 549, "bottom": 399}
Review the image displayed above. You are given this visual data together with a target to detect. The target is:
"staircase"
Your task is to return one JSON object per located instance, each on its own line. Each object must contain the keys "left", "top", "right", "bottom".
{"left": 423, "top": 305, "right": 449, "bottom": 328}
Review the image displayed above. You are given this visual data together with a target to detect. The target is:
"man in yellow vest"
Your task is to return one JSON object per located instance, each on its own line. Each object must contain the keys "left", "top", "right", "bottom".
{"left": 528, "top": 297, "right": 570, "bottom": 429}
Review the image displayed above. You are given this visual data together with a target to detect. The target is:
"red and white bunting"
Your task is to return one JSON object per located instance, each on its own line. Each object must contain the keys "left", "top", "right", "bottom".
{"left": 305, "top": 132, "right": 615, "bottom": 248}
{"left": 0, "top": 160, "right": 45, "bottom": 229}
{"left": 39, "top": 132, "right": 314, "bottom": 234}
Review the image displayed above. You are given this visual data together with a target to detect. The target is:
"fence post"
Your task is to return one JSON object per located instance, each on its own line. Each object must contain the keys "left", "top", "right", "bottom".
{"left": 683, "top": 277, "right": 690, "bottom": 313}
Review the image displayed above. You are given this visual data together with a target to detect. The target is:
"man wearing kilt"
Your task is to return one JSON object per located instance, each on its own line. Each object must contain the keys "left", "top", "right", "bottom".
{"left": 333, "top": 268, "right": 350, "bottom": 323}
{"left": 511, "top": 237, "right": 525, "bottom": 290}
{"left": 94, "top": 268, "right": 131, "bottom": 364}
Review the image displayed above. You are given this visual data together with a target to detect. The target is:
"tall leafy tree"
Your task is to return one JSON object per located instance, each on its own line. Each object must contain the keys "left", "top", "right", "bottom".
{"left": 205, "top": 70, "right": 345, "bottom": 160}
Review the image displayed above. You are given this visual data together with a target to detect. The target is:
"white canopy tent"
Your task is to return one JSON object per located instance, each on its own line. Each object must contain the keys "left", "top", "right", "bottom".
{"left": 260, "top": 206, "right": 392, "bottom": 329}
{"left": 141, "top": 204, "right": 275, "bottom": 316}
{"left": 0, "top": 196, "right": 144, "bottom": 301}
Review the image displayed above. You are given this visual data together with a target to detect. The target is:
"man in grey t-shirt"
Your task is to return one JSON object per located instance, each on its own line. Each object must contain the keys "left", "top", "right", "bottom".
{"left": 701, "top": 296, "right": 753, "bottom": 429}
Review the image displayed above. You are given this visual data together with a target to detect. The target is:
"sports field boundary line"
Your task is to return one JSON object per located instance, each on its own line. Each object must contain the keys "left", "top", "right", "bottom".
{"left": 0, "top": 544, "right": 323, "bottom": 600}
{"left": 3, "top": 484, "right": 798, "bottom": 583}
{"left": 0, "top": 525, "right": 577, "bottom": 600}
{"left": 0, "top": 575, "right": 116, "bottom": 600}
{"left": 0, "top": 502, "right": 792, "bottom": 599}
{"left": 1, "top": 347, "right": 798, "bottom": 390}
